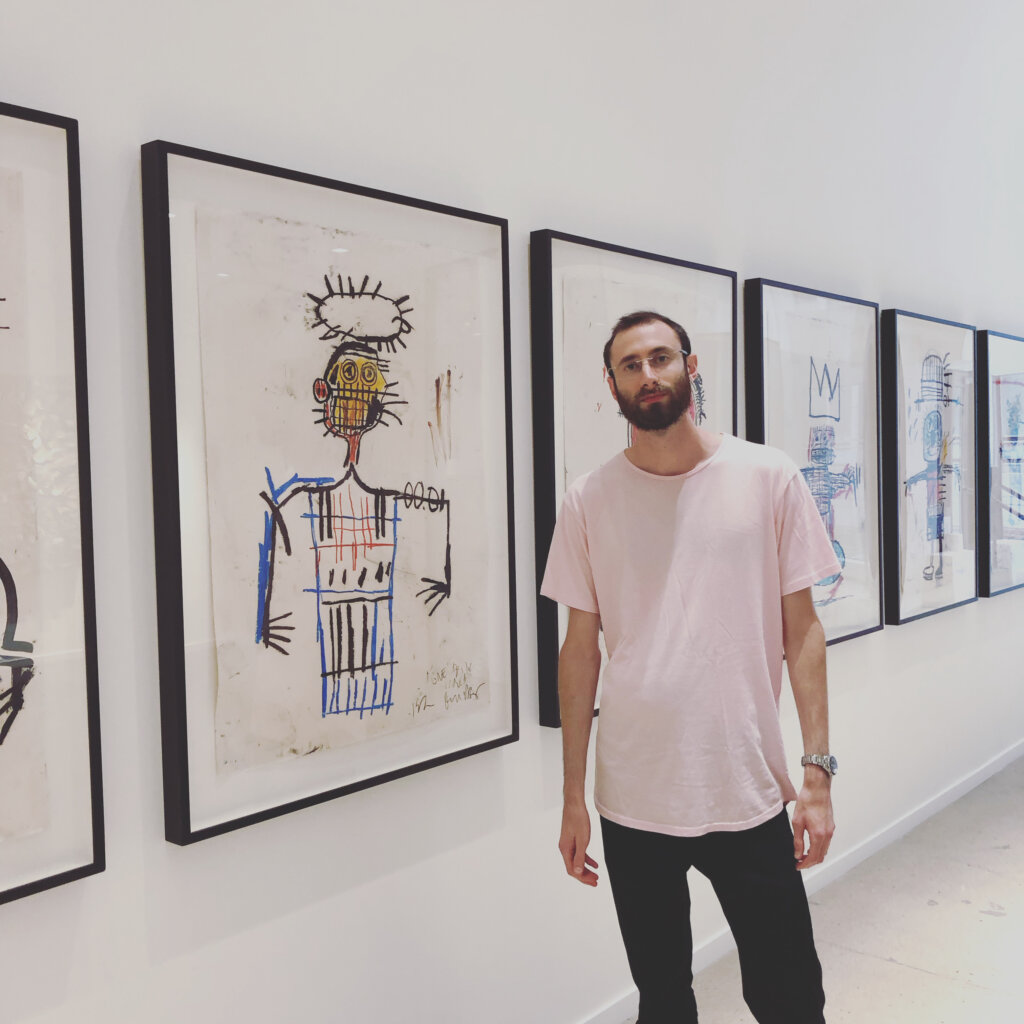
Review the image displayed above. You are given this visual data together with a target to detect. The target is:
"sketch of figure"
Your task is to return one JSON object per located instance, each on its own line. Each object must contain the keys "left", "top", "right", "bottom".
{"left": 690, "top": 371, "right": 707, "bottom": 425}
{"left": 905, "top": 352, "right": 960, "bottom": 581}
{"left": 999, "top": 388, "right": 1024, "bottom": 530}
{"left": 0, "top": 555, "right": 34, "bottom": 745}
{"left": 801, "top": 359, "right": 860, "bottom": 596}
{"left": 256, "top": 276, "right": 451, "bottom": 720}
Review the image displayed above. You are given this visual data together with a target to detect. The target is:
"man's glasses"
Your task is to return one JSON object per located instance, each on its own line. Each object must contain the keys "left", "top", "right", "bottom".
{"left": 612, "top": 349, "right": 686, "bottom": 381}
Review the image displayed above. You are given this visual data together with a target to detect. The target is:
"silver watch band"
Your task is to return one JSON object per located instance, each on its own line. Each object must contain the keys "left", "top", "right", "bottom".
{"left": 801, "top": 753, "right": 838, "bottom": 776}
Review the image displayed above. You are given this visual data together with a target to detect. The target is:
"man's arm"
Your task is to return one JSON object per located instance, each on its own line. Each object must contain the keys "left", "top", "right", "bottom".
{"left": 557, "top": 607, "right": 603, "bottom": 887}
{"left": 782, "top": 587, "right": 835, "bottom": 870}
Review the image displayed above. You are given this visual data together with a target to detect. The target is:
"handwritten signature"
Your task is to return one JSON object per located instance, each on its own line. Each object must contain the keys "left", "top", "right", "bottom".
{"left": 410, "top": 661, "right": 488, "bottom": 718}
{"left": 443, "top": 680, "right": 487, "bottom": 711}
{"left": 411, "top": 691, "right": 435, "bottom": 718}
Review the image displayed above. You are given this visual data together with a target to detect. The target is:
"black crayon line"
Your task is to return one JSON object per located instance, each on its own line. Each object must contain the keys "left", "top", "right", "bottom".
{"left": 346, "top": 604, "right": 355, "bottom": 675}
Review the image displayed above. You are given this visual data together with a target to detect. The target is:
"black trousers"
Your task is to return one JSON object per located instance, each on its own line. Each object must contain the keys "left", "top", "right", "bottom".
{"left": 600, "top": 811, "right": 826, "bottom": 1024}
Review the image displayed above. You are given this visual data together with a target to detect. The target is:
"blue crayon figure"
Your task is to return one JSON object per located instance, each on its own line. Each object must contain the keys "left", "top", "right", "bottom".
{"left": 801, "top": 425, "right": 860, "bottom": 587}
{"left": 802, "top": 358, "right": 860, "bottom": 592}
{"left": 904, "top": 353, "right": 959, "bottom": 581}
{"left": 999, "top": 392, "right": 1024, "bottom": 528}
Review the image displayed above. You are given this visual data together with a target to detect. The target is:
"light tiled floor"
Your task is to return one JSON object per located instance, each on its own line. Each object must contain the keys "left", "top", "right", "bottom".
{"left": 625, "top": 755, "right": 1023, "bottom": 1023}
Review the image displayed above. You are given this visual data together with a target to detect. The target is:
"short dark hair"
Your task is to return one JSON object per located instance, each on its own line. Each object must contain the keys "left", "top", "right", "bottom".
{"left": 603, "top": 311, "right": 692, "bottom": 372}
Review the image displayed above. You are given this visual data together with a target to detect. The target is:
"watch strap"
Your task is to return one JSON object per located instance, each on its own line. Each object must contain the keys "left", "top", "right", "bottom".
{"left": 801, "top": 753, "right": 838, "bottom": 776}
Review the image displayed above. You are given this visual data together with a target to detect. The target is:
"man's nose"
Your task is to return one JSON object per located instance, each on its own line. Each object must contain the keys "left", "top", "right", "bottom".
{"left": 639, "top": 359, "right": 658, "bottom": 380}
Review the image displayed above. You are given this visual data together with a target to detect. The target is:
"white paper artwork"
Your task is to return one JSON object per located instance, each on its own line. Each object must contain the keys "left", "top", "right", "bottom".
{"left": 896, "top": 316, "right": 976, "bottom": 617}
{"left": 761, "top": 286, "right": 880, "bottom": 641}
{"left": 182, "top": 207, "right": 506, "bottom": 773}
{"left": 0, "top": 166, "right": 52, "bottom": 842}
{"left": 986, "top": 335, "right": 1024, "bottom": 592}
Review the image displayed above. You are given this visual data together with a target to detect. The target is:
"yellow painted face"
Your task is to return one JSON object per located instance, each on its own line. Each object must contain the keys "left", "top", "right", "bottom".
{"left": 316, "top": 354, "right": 386, "bottom": 435}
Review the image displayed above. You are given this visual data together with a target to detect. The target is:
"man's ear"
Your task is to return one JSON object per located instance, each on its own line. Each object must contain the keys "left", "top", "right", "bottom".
{"left": 686, "top": 353, "right": 699, "bottom": 378}
{"left": 605, "top": 368, "right": 618, "bottom": 399}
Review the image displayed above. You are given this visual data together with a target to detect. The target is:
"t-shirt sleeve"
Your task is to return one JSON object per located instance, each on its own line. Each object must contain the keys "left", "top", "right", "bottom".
{"left": 539, "top": 487, "right": 600, "bottom": 614}
{"left": 776, "top": 470, "right": 843, "bottom": 595}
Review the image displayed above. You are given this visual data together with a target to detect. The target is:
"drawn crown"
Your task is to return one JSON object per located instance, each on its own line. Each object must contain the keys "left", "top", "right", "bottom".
{"left": 809, "top": 357, "right": 841, "bottom": 421}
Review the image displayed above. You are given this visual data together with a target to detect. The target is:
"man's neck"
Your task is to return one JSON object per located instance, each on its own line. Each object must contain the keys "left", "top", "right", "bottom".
{"left": 623, "top": 417, "right": 721, "bottom": 476}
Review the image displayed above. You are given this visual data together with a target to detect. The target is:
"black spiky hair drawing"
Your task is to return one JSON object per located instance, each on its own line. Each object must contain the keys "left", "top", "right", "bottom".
{"left": 307, "top": 274, "right": 414, "bottom": 353}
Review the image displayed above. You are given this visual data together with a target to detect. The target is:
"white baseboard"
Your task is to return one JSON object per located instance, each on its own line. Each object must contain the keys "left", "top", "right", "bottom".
{"left": 801, "top": 739, "right": 1024, "bottom": 898}
{"left": 583, "top": 990, "right": 637, "bottom": 1024}
{"left": 582, "top": 742, "right": 1024, "bottom": 1024}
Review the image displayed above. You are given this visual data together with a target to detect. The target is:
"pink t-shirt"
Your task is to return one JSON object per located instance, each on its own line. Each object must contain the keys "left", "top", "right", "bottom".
{"left": 540, "top": 434, "right": 841, "bottom": 837}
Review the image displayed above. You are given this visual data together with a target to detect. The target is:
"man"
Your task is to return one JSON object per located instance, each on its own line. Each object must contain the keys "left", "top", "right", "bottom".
{"left": 541, "top": 311, "right": 839, "bottom": 1024}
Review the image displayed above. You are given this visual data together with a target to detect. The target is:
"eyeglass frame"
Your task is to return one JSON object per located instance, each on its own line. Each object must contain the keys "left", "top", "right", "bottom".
{"left": 608, "top": 346, "right": 690, "bottom": 382}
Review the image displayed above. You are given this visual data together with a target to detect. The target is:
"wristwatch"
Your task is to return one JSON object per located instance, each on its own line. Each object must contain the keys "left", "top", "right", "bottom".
{"left": 801, "top": 753, "right": 838, "bottom": 777}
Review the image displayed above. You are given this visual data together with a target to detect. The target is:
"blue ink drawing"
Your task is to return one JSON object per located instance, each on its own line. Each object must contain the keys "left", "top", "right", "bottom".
{"left": 998, "top": 387, "right": 1024, "bottom": 530}
{"left": 256, "top": 276, "right": 451, "bottom": 719}
{"left": 802, "top": 358, "right": 860, "bottom": 601}
{"left": 904, "top": 352, "right": 961, "bottom": 581}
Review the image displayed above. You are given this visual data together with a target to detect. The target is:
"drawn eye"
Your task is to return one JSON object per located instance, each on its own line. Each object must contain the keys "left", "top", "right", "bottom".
{"left": 361, "top": 363, "right": 378, "bottom": 386}
{"left": 313, "top": 378, "right": 329, "bottom": 402}
{"left": 340, "top": 360, "right": 358, "bottom": 384}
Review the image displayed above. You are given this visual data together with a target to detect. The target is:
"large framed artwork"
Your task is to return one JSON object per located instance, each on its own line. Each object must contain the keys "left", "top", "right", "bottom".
{"left": 881, "top": 310, "right": 977, "bottom": 623}
{"left": 0, "top": 103, "right": 103, "bottom": 903}
{"left": 531, "top": 230, "right": 736, "bottom": 726}
{"left": 745, "top": 279, "right": 882, "bottom": 644}
{"left": 977, "top": 330, "right": 1024, "bottom": 597}
{"left": 142, "top": 142, "right": 518, "bottom": 844}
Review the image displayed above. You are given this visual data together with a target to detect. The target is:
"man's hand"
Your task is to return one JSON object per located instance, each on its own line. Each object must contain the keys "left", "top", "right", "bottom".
{"left": 559, "top": 800, "right": 599, "bottom": 886}
{"left": 792, "top": 773, "right": 835, "bottom": 870}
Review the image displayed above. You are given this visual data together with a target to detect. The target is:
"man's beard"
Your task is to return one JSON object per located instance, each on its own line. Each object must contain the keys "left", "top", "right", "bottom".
{"left": 615, "top": 375, "right": 691, "bottom": 432}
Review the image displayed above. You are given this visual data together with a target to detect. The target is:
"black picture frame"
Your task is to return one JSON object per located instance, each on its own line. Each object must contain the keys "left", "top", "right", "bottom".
{"left": 976, "top": 330, "right": 1024, "bottom": 597}
{"left": 142, "top": 141, "right": 518, "bottom": 843}
{"left": 744, "top": 278, "right": 883, "bottom": 645}
{"left": 531, "top": 229, "right": 736, "bottom": 727}
{"left": 0, "top": 102, "right": 104, "bottom": 903}
{"left": 880, "top": 309, "right": 979, "bottom": 624}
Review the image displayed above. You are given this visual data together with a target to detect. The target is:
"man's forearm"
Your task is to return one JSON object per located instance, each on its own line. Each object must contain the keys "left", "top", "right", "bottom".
{"left": 788, "top": 626, "right": 829, "bottom": 755}
{"left": 782, "top": 589, "right": 830, "bottom": 756}
{"left": 558, "top": 644, "right": 600, "bottom": 803}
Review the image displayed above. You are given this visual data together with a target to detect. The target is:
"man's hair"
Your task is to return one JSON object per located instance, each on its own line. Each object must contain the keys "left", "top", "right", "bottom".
{"left": 602, "top": 311, "right": 692, "bottom": 372}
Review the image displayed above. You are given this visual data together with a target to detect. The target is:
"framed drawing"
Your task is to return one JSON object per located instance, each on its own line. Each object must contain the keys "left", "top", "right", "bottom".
{"left": 977, "top": 330, "right": 1024, "bottom": 596}
{"left": 881, "top": 310, "right": 977, "bottom": 623}
{"left": 531, "top": 229, "right": 736, "bottom": 726}
{"left": 744, "top": 278, "right": 882, "bottom": 644}
{"left": 142, "top": 141, "right": 517, "bottom": 844}
{"left": 0, "top": 103, "right": 103, "bottom": 903}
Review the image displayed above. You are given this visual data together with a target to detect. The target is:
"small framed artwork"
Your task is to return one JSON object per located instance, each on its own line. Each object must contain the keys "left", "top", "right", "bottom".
{"left": 977, "top": 330, "right": 1024, "bottom": 597}
{"left": 745, "top": 278, "right": 883, "bottom": 644}
{"left": 0, "top": 103, "right": 104, "bottom": 903}
{"left": 881, "top": 310, "right": 978, "bottom": 623}
{"left": 142, "top": 141, "right": 518, "bottom": 844}
{"left": 531, "top": 229, "right": 736, "bottom": 726}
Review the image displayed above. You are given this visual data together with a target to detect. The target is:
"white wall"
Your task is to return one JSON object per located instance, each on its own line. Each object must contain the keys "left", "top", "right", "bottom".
{"left": 2, "top": 2, "right": 1023, "bottom": 1022}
